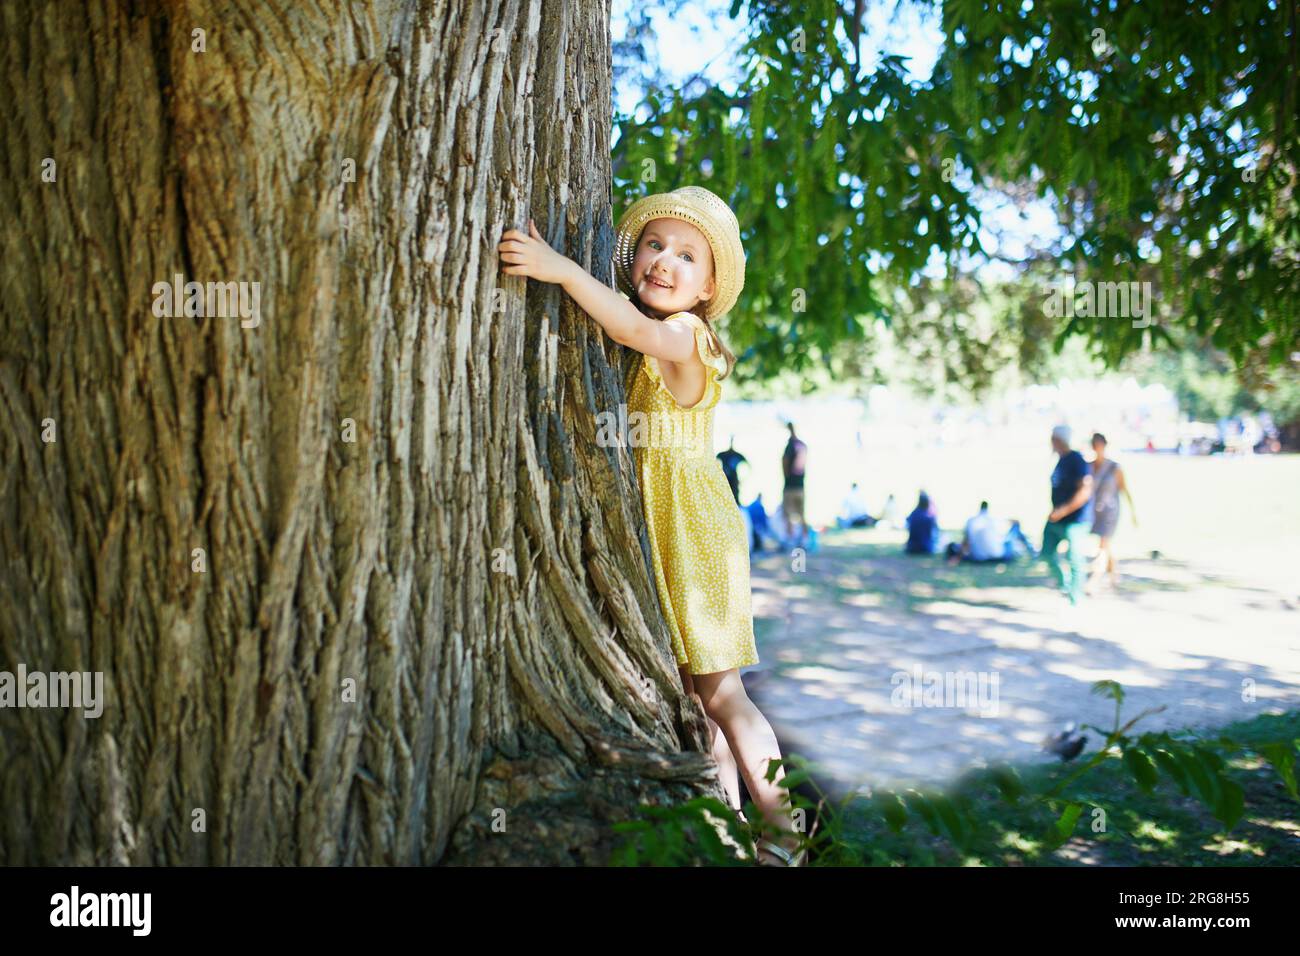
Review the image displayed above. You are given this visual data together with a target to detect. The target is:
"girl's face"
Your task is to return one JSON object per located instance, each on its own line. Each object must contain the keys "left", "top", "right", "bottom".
{"left": 630, "top": 218, "right": 716, "bottom": 319}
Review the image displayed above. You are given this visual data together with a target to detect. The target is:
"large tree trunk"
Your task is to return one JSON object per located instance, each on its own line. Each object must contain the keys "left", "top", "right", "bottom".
{"left": 0, "top": 0, "right": 723, "bottom": 865}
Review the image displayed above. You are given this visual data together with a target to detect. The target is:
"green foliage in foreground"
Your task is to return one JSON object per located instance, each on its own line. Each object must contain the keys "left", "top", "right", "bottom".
{"left": 611, "top": 685, "right": 1300, "bottom": 866}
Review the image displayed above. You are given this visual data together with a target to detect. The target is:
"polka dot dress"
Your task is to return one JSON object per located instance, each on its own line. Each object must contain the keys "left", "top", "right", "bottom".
{"left": 624, "top": 312, "right": 759, "bottom": 675}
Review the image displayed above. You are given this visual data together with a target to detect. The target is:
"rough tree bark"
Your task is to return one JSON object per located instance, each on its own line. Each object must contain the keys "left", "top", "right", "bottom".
{"left": 0, "top": 0, "right": 726, "bottom": 865}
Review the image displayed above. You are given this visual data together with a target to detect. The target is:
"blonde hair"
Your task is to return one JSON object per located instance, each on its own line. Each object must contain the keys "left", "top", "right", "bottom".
{"left": 628, "top": 295, "right": 737, "bottom": 381}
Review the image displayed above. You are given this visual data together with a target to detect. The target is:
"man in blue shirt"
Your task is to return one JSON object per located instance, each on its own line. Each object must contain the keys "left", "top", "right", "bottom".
{"left": 1043, "top": 425, "right": 1093, "bottom": 604}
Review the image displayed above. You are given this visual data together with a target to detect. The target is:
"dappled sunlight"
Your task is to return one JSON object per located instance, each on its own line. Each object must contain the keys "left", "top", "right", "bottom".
{"left": 1257, "top": 817, "right": 1300, "bottom": 837}
{"left": 1040, "top": 637, "right": 1086, "bottom": 656}
{"left": 914, "top": 600, "right": 1019, "bottom": 621}
{"left": 839, "top": 590, "right": 885, "bottom": 608}
{"left": 1203, "top": 836, "right": 1266, "bottom": 858}
{"left": 747, "top": 526, "right": 1300, "bottom": 793}
{"left": 1047, "top": 662, "right": 1161, "bottom": 687}
{"left": 1133, "top": 820, "right": 1178, "bottom": 844}
{"left": 783, "top": 665, "right": 860, "bottom": 686}
{"left": 954, "top": 721, "right": 1014, "bottom": 742}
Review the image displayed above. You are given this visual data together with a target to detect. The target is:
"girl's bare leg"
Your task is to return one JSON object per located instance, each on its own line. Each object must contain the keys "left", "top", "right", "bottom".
{"left": 680, "top": 665, "right": 741, "bottom": 810}
{"left": 709, "top": 715, "right": 742, "bottom": 810}
{"left": 691, "top": 668, "right": 800, "bottom": 857}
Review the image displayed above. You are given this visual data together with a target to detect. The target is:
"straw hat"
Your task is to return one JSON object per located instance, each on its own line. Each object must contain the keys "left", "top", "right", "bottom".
{"left": 613, "top": 186, "right": 746, "bottom": 320}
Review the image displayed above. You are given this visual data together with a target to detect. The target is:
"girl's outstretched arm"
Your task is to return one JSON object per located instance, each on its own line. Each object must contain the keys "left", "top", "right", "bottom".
{"left": 498, "top": 219, "right": 697, "bottom": 364}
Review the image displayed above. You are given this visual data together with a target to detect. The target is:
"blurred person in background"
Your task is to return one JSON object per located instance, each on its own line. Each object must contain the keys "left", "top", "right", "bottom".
{"left": 745, "top": 493, "right": 780, "bottom": 554}
{"left": 880, "top": 493, "right": 901, "bottom": 529}
{"left": 1087, "top": 432, "right": 1138, "bottom": 593}
{"left": 716, "top": 435, "right": 748, "bottom": 506}
{"left": 945, "top": 500, "right": 1005, "bottom": 563}
{"left": 781, "top": 422, "right": 809, "bottom": 550}
{"left": 1043, "top": 425, "right": 1093, "bottom": 605}
{"left": 905, "top": 491, "right": 941, "bottom": 555}
{"left": 836, "top": 482, "right": 876, "bottom": 528}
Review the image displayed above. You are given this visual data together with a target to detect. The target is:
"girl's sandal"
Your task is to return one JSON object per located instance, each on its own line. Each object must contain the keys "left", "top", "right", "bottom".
{"left": 756, "top": 838, "right": 806, "bottom": 867}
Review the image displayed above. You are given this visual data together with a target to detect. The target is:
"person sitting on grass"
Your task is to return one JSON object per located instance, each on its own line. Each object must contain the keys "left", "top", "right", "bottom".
{"left": 945, "top": 500, "right": 1007, "bottom": 563}
{"left": 905, "top": 492, "right": 941, "bottom": 555}
{"left": 836, "top": 482, "right": 877, "bottom": 529}
{"left": 880, "top": 493, "right": 901, "bottom": 529}
{"left": 745, "top": 493, "right": 782, "bottom": 554}
{"left": 942, "top": 503, "right": 1038, "bottom": 564}
{"left": 1003, "top": 519, "right": 1037, "bottom": 559}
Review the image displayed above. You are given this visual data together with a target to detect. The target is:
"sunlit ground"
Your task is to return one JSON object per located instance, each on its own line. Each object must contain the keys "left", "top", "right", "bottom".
{"left": 719, "top": 403, "right": 1299, "bottom": 804}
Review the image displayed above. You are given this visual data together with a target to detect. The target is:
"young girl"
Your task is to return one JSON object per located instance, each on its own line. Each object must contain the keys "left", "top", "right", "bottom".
{"left": 498, "top": 186, "right": 804, "bottom": 865}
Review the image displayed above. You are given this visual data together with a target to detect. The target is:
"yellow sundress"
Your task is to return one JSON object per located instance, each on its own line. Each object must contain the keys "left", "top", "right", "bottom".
{"left": 624, "top": 311, "right": 759, "bottom": 675}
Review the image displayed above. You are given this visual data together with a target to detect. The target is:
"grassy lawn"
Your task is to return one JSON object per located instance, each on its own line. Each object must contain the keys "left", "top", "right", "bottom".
{"left": 788, "top": 532, "right": 1193, "bottom": 600}
{"left": 792, "top": 535, "right": 1047, "bottom": 609}
{"left": 750, "top": 529, "right": 1203, "bottom": 661}
{"left": 718, "top": 405, "right": 1300, "bottom": 596}
{"left": 744, "top": 525, "right": 1299, "bottom": 866}
{"left": 731, "top": 438, "right": 1299, "bottom": 866}
{"left": 825, "top": 710, "right": 1300, "bottom": 866}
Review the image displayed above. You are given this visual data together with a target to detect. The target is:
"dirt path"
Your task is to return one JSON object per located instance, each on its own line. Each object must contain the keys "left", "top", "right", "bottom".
{"left": 745, "top": 527, "right": 1300, "bottom": 799}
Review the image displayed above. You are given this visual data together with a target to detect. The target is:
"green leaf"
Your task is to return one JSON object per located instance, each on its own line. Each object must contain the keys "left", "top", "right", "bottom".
{"left": 988, "top": 764, "right": 1025, "bottom": 802}
{"left": 1178, "top": 747, "right": 1223, "bottom": 811}
{"left": 690, "top": 814, "right": 730, "bottom": 861}
{"left": 1197, "top": 746, "right": 1226, "bottom": 773}
{"left": 1054, "top": 802, "right": 1083, "bottom": 839}
{"left": 1123, "top": 748, "right": 1159, "bottom": 793}
{"left": 1090, "top": 680, "right": 1125, "bottom": 705}
{"left": 1042, "top": 801, "right": 1083, "bottom": 850}
{"left": 1151, "top": 747, "right": 1191, "bottom": 796}
{"left": 879, "top": 792, "right": 909, "bottom": 833}
{"left": 906, "top": 790, "right": 943, "bottom": 836}
{"left": 931, "top": 794, "right": 971, "bottom": 850}
{"left": 1214, "top": 778, "right": 1246, "bottom": 830}
{"left": 777, "top": 768, "right": 812, "bottom": 792}
{"left": 1259, "top": 742, "right": 1298, "bottom": 800}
